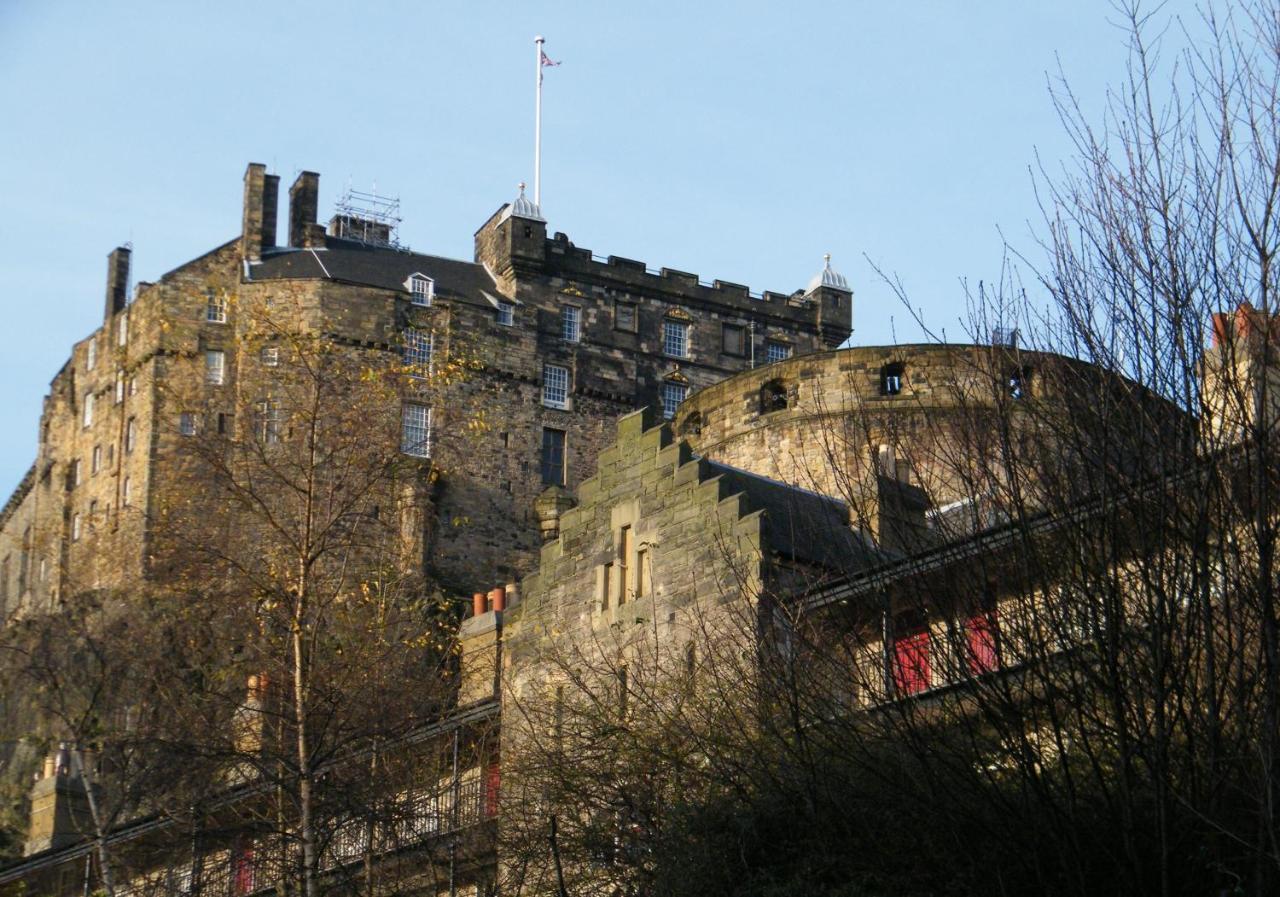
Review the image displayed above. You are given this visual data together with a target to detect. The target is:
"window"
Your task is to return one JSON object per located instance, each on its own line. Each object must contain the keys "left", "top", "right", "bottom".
{"left": 722, "top": 323, "right": 746, "bottom": 357}
{"left": 542, "top": 364, "right": 570, "bottom": 409}
{"left": 91, "top": 445, "right": 102, "bottom": 474}
{"left": 122, "top": 477, "right": 132, "bottom": 507}
{"left": 1009, "top": 367, "right": 1030, "bottom": 400}
{"left": 114, "top": 372, "right": 124, "bottom": 404}
{"left": 663, "top": 320, "right": 690, "bottom": 358}
{"left": 82, "top": 392, "right": 94, "bottom": 429}
{"left": 497, "top": 301, "right": 515, "bottom": 326}
{"left": 125, "top": 418, "right": 137, "bottom": 453}
{"left": 206, "top": 350, "right": 225, "bottom": 385}
{"left": 72, "top": 514, "right": 82, "bottom": 542}
{"left": 601, "top": 562, "right": 613, "bottom": 610}
{"left": 561, "top": 306, "right": 580, "bottom": 343}
{"left": 760, "top": 379, "right": 787, "bottom": 414}
{"left": 69, "top": 459, "right": 81, "bottom": 488}
{"left": 409, "top": 274, "right": 433, "bottom": 306}
{"left": 179, "top": 412, "right": 197, "bottom": 436}
{"left": 636, "top": 547, "right": 650, "bottom": 598}
{"left": 86, "top": 339, "right": 97, "bottom": 371}
{"left": 661, "top": 382, "right": 688, "bottom": 419}
{"left": 403, "top": 328, "right": 433, "bottom": 374}
{"left": 117, "top": 312, "right": 128, "bottom": 347}
{"left": 880, "top": 362, "right": 905, "bottom": 396}
{"left": 619, "top": 526, "right": 633, "bottom": 602}
{"left": 401, "top": 403, "right": 431, "bottom": 457}
{"left": 206, "top": 291, "right": 227, "bottom": 323}
{"left": 128, "top": 376, "right": 137, "bottom": 396}
{"left": 615, "top": 301, "right": 637, "bottom": 332}
{"left": 88, "top": 500, "right": 98, "bottom": 527}
{"left": 967, "top": 610, "right": 999, "bottom": 675}
{"left": 765, "top": 340, "right": 792, "bottom": 364}
{"left": 893, "top": 615, "right": 931, "bottom": 696}
{"left": 106, "top": 444, "right": 113, "bottom": 464}
{"left": 254, "top": 400, "right": 282, "bottom": 445}
{"left": 541, "top": 428, "right": 566, "bottom": 486}
{"left": 261, "top": 346, "right": 279, "bottom": 367}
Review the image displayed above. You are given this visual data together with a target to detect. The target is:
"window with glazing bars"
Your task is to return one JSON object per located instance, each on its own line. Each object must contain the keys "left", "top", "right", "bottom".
{"left": 541, "top": 428, "right": 566, "bottom": 486}
{"left": 409, "top": 275, "right": 433, "bottom": 306}
{"left": 542, "top": 364, "right": 570, "bottom": 409}
{"left": 766, "top": 340, "right": 792, "bottom": 364}
{"left": 206, "top": 350, "right": 225, "bottom": 384}
{"left": 401, "top": 403, "right": 432, "bottom": 457}
{"left": 561, "top": 306, "right": 580, "bottom": 342}
{"left": 403, "top": 329, "right": 433, "bottom": 374}
{"left": 497, "top": 301, "right": 514, "bottom": 326}
{"left": 663, "top": 320, "right": 690, "bottom": 358}
{"left": 206, "top": 291, "right": 227, "bottom": 323}
{"left": 661, "top": 382, "right": 687, "bottom": 419}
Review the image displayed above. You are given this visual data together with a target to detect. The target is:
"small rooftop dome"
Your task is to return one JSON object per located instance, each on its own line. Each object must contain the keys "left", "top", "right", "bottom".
{"left": 806, "top": 253, "right": 850, "bottom": 293}
{"left": 499, "top": 182, "right": 546, "bottom": 224}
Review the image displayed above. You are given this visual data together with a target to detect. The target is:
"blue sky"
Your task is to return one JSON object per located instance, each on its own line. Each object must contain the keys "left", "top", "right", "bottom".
{"left": 0, "top": 0, "right": 1198, "bottom": 493}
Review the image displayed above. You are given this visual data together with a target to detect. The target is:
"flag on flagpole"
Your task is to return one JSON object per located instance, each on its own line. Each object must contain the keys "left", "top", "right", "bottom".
{"left": 540, "top": 50, "right": 561, "bottom": 67}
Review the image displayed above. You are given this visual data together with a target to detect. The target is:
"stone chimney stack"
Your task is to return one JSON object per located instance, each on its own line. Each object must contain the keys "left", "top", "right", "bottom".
{"left": 24, "top": 743, "right": 93, "bottom": 856}
{"left": 241, "top": 162, "right": 279, "bottom": 262}
{"left": 289, "top": 171, "right": 321, "bottom": 248}
{"left": 103, "top": 245, "right": 131, "bottom": 322}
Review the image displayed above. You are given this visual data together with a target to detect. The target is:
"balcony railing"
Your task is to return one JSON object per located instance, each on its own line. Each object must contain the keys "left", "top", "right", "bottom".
{"left": 114, "top": 777, "right": 495, "bottom": 897}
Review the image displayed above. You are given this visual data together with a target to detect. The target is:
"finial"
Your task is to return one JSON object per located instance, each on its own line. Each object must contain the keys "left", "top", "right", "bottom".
{"left": 518, "top": 182, "right": 527, "bottom": 195}
{"left": 824, "top": 253, "right": 832, "bottom": 268}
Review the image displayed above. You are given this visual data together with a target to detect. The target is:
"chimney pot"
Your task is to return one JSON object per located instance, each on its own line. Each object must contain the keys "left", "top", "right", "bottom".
{"left": 472, "top": 592, "right": 486, "bottom": 617}
{"left": 490, "top": 587, "right": 506, "bottom": 613}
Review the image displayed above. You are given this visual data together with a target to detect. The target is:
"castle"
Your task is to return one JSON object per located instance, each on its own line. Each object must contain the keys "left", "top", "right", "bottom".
{"left": 2, "top": 160, "right": 1260, "bottom": 897}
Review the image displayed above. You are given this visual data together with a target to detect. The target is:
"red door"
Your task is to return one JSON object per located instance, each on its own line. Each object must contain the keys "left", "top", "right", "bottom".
{"left": 967, "top": 612, "right": 998, "bottom": 675}
{"left": 893, "top": 629, "right": 931, "bottom": 695}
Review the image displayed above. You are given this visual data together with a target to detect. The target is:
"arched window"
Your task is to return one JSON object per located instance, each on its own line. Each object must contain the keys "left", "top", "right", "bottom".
{"left": 880, "top": 363, "right": 905, "bottom": 396}
{"left": 760, "top": 379, "right": 788, "bottom": 413}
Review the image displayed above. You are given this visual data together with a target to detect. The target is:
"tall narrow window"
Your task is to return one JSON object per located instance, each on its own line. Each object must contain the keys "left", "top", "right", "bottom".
{"left": 70, "top": 459, "right": 81, "bottom": 487}
{"left": 86, "top": 338, "right": 97, "bottom": 371}
{"left": 125, "top": 418, "right": 137, "bottom": 453}
{"left": 82, "top": 392, "right": 94, "bottom": 429}
{"left": 497, "top": 301, "right": 515, "bottom": 326}
{"left": 541, "top": 428, "right": 566, "bottom": 486}
{"left": 122, "top": 477, "right": 132, "bottom": 507}
{"left": 636, "top": 547, "right": 650, "bottom": 598}
{"left": 408, "top": 274, "right": 433, "bottom": 306}
{"left": 128, "top": 376, "right": 137, "bottom": 396}
{"left": 561, "top": 306, "right": 581, "bottom": 343}
{"left": 601, "top": 562, "right": 613, "bottom": 611}
{"left": 254, "top": 400, "right": 282, "bottom": 445}
{"left": 765, "top": 340, "right": 792, "bottom": 364}
{"left": 71, "top": 514, "right": 82, "bottom": 542}
{"left": 542, "top": 364, "right": 570, "bottom": 409}
{"left": 661, "top": 382, "right": 687, "bottom": 419}
{"left": 91, "top": 445, "right": 101, "bottom": 474}
{"left": 619, "top": 526, "right": 633, "bottom": 602}
{"left": 402, "top": 328, "right": 433, "bottom": 374}
{"left": 117, "top": 312, "right": 128, "bottom": 346}
{"left": 206, "top": 291, "right": 227, "bottom": 323}
{"left": 401, "top": 403, "right": 432, "bottom": 458}
{"left": 114, "top": 372, "right": 124, "bottom": 404}
{"left": 663, "top": 320, "right": 690, "bottom": 358}
{"left": 206, "top": 350, "right": 225, "bottom": 385}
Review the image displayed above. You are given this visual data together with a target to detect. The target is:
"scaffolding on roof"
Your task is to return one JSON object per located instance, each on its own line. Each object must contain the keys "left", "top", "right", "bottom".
{"left": 331, "top": 186, "right": 404, "bottom": 248}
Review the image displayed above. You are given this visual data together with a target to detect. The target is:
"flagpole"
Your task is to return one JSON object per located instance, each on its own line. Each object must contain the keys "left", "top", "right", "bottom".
{"left": 534, "top": 35, "right": 544, "bottom": 208}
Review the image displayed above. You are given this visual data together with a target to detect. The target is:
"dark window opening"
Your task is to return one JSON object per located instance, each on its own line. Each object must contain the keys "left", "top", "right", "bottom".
{"left": 680, "top": 411, "right": 703, "bottom": 437}
{"left": 541, "top": 428, "right": 566, "bottom": 487}
{"left": 722, "top": 323, "right": 747, "bottom": 357}
{"left": 760, "top": 379, "right": 788, "bottom": 413}
{"left": 880, "top": 363, "right": 905, "bottom": 396}
{"left": 1009, "top": 367, "right": 1031, "bottom": 400}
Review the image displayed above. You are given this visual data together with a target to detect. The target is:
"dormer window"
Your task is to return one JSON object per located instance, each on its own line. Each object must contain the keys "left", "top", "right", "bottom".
{"left": 407, "top": 274, "right": 434, "bottom": 307}
{"left": 880, "top": 363, "right": 905, "bottom": 396}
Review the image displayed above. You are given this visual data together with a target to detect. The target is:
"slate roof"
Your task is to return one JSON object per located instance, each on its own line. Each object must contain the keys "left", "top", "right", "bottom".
{"left": 249, "top": 237, "right": 500, "bottom": 307}
{"left": 706, "top": 461, "right": 886, "bottom": 571}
